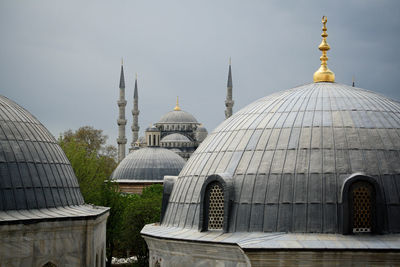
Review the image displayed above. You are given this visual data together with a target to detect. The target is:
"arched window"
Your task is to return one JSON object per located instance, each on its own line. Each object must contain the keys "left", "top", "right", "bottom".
{"left": 350, "top": 181, "right": 374, "bottom": 233}
{"left": 42, "top": 262, "right": 57, "bottom": 267}
{"left": 341, "top": 174, "right": 385, "bottom": 234}
{"left": 205, "top": 182, "right": 224, "bottom": 230}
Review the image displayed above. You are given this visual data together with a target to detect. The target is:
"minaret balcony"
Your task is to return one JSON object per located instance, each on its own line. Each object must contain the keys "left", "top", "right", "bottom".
{"left": 225, "top": 100, "right": 234, "bottom": 106}
{"left": 117, "top": 119, "right": 127, "bottom": 125}
{"left": 117, "top": 100, "right": 127, "bottom": 106}
{"left": 132, "top": 110, "right": 140, "bottom": 115}
{"left": 117, "top": 137, "right": 127, "bottom": 144}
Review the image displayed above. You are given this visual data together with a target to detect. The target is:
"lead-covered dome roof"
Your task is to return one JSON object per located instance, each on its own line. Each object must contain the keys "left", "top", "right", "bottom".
{"left": 0, "top": 95, "right": 84, "bottom": 211}
{"left": 157, "top": 110, "right": 198, "bottom": 124}
{"left": 111, "top": 147, "right": 186, "bottom": 182}
{"left": 161, "top": 133, "right": 191, "bottom": 143}
{"left": 162, "top": 82, "right": 400, "bottom": 233}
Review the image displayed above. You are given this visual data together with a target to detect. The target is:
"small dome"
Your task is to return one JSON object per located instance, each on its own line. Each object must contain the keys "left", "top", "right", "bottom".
{"left": 158, "top": 110, "right": 198, "bottom": 124}
{"left": 195, "top": 125, "right": 208, "bottom": 142}
{"left": 146, "top": 125, "right": 160, "bottom": 132}
{"left": 111, "top": 147, "right": 185, "bottom": 181}
{"left": 0, "top": 95, "right": 84, "bottom": 211}
{"left": 161, "top": 133, "right": 191, "bottom": 143}
{"left": 163, "top": 83, "right": 400, "bottom": 233}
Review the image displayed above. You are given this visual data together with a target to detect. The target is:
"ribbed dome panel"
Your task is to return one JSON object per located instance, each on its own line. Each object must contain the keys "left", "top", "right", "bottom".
{"left": 162, "top": 83, "right": 400, "bottom": 233}
{"left": 0, "top": 95, "right": 84, "bottom": 211}
{"left": 111, "top": 147, "right": 186, "bottom": 181}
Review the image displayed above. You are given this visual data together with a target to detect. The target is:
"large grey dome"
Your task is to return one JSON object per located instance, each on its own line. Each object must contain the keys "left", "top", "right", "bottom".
{"left": 111, "top": 147, "right": 186, "bottom": 181}
{"left": 0, "top": 95, "right": 84, "bottom": 211}
{"left": 162, "top": 83, "right": 400, "bottom": 233}
{"left": 158, "top": 110, "right": 198, "bottom": 124}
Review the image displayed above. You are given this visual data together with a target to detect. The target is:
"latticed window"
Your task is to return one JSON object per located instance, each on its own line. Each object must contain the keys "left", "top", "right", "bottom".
{"left": 351, "top": 182, "right": 373, "bottom": 233}
{"left": 207, "top": 183, "right": 224, "bottom": 230}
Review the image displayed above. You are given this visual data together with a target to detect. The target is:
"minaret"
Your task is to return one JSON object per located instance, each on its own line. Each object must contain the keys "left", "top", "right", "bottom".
{"left": 225, "top": 58, "right": 234, "bottom": 119}
{"left": 131, "top": 73, "right": 140, "bottom": 150}
{"left": 117, "top": 59, "right": 127, "bottom": 162}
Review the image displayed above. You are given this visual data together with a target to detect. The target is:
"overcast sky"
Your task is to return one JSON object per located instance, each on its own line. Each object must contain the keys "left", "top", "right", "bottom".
{"left": 1, "top": 1, "right": 399, "bottom": 147}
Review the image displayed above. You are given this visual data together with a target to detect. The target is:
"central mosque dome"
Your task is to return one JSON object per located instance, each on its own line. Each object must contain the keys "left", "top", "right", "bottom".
{"left": 157, "top": 97, "right": 199, "bottom": 124}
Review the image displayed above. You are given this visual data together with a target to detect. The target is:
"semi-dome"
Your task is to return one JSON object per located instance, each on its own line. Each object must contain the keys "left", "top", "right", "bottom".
{"left": 0, "top": 95, "right": 84, "bottom": 211}
{"left": 195, "top": 125, "right": 208, "bottom": 142}
{"left": 162, "top": 82, "right": 400, "bottom": 233}
{"left": 111, "top": 147, "right": 186, "bottom": 181}
{"left": 161, "top": 133, "right": 191, "bottom": 143}
{"left": 157, "top": 109, "right": 198, "bottom": 124}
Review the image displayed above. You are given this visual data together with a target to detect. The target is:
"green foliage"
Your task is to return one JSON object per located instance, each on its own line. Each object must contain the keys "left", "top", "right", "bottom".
{"left": 59, "top": 126, "right": 163, "bottom": 266}
{"left": 122, "top": 184, "right": 163, "bottom": 266}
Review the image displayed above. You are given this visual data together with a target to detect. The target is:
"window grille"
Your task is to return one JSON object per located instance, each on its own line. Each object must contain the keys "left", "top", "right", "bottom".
{"left": 352, "top": 182, "right": 373, "bottom": 233}
{"left": 207, "top": 183, "right": 224, "bottom": 230}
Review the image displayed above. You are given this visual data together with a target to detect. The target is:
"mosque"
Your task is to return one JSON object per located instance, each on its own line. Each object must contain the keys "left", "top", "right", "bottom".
{"left": 0, "top": 95, "right": 109, "bottom": 266}
{"left": 111, "top": 58, "right": 234, "bottom": 194}
{"left": 141, "top": 17, "right": 400, "bottom": 266}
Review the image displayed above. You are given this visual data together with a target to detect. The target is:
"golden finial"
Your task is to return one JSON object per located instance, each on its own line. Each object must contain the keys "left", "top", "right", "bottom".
{"left": 313, "top": 16, "right": 335, "bottom": 83}
{"left": 174, "top": 96, "right": 181, "bottom": 111}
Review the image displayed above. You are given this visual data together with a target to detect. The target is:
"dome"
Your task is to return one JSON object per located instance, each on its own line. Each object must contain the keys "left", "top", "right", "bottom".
{"left": 161, "top": 133, "right": 191, "bottom": 143}
{"left": 111, "top": 147, "right": 186, "bottom": 181}
{"left": 146, "top": 125, "right": 160, "bottom": 132}
{"left": 162, "top": 83, "right": 400, "bottom": 233}
{"left": 157, "top": 110, "right": 198, "bottom": 124}
{"left": 195, "top": 125, "right": 208, "bottom": 142}
{"left": 0, "top": 95, "right": 84, "bottom": 211}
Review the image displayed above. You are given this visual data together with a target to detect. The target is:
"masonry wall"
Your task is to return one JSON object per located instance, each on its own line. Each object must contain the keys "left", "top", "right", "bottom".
{"left": 143, "top": 235, "right": 250, "bottom": 267}
{"left": 0, "top": 212, "right": 108, "bottom": 267}
{"left": 245, "top": 250, "right": 400, "bottom": 266}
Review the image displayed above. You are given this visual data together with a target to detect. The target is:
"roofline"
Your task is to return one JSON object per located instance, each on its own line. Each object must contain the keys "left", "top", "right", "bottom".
{"left": 0, "top": 205, "right": 110, "bottom": 225}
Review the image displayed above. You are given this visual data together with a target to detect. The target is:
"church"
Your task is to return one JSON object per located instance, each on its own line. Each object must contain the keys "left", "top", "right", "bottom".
{"left": 141, "top": 17, "right": 400, "bottom": 266}
{"left": 111, "top": 58, "right": 235, "bottom": 194}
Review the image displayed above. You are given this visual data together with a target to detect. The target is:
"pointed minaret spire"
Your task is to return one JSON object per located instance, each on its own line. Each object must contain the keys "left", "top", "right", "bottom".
{"left": 225, "top": 57, "right": 234, "bottom": 119}
{"left": 352, "top": 75, "right": 355, "bottom": 87}
{"left": 131, "top": 73, "right": 140, "bottom": 151}
{"left": 117, "top": 59, "right": 127, "bottom": 162}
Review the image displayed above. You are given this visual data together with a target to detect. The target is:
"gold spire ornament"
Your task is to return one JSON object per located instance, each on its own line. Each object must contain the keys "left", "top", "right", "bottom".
{"left": 174, "top": 96, "right": 181, "bottom": 111}
{"left": 313, "top": 16, "right": 335, "bottom": 83}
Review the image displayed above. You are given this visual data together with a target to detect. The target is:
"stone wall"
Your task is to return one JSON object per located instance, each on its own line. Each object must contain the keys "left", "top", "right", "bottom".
{"left": 143, "top": 235, "right": 250, "bottom": 267}
{"left": 0, "top": 212, "right": 108, "bottom": 267}
{"left": 118, "top": 182, "right": 163, "bottom": 194}
{"left": 245, "top": 250, "right": 400, "bottom": 266}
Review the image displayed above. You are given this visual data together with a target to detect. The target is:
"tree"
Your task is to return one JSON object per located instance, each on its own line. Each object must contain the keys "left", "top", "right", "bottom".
{"left": 59, "top": 126, "right": 122, "bottom": 267}
{"left": 122, "top": 184, "right": 163, "bottom": 266}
